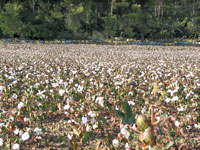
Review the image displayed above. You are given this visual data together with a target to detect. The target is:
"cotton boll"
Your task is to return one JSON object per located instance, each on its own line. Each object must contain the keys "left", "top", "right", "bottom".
{"left": 12, "top": 144, "right": 20, "bottom": 150}
{"left": 0, "top": 138, "right": 4, "bottom": 146}
{"left": 112, "top": 139, "right": 119, "bottom": 147}
{"left": 125, "top": 143, "right": 130, "bottom": 150}
{"left": 21, "top": 132, "right": 30, "bottom": 141}
{"left": 82, "top": 116, "right": 88, "bottom": 124}
{"left": 17, "top": 102, "right": 25, "bottom": 109}
{"left": 14, "top": 129, "right": 20, "bottom": 135}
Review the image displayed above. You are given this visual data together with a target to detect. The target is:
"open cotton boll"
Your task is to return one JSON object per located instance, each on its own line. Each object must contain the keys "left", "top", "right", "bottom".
{"left": 172, "top": 96, "right": 178, "bottom": 101}
{"left": 13, "top": 93, "right": 18, "bottom": 99}
{"left": 34, "top": 128, "right": 43, "bottom": 135}
{"left": 68, "top": 134, "right": 72, "bottom": 140}
{"left": 128, "top": 101, "right": 135, "bottom": 106}
{"left": 12, "top": 144, "right": 20, "bottom": 150}
{"left": 17, "top": 102, "right": 25, "bottom": 109}
{"left": 194, "top": 124, "right": 199, "bottom": 129}
{"left": 175, "top": 121, "right": 180, "bottom": 127}
{"left": 24, "top": 117, "right": 30, "bottom": 122}
{"left": 177, "top": 106, "right": 184, "bottom": 111}
{"left": 59, "top": 89, "right": 65, "bottom": 96}
{"left": 64, "top": 104, "right": 70, "bottom": 110}
{"left": 165, "top": 98, "right": 171, "bottom": 103}
{"left": 112, "top": 139, "right": 119, "bottom": 147}
{"left": 82, "top": 116, "right": 88, "bottom": 124}
{"left": 125, "top": 143, "right": 130, "bottom": 150}
{"left": 21, "top": 132, "right": 30, "bottom": 141}
{"left": 95, "top": 97, "right": 104, "bottom": 107}
{"left": 0, "top": 138, "right": 4, "bottom": 146}
{"left": 93, "top": 124, "right": 98, "bottom": 129}
{"left": 14, "top": 128, "right": 20, "bottom": 135}
{"left": 88, "top": 111, "right": 96, "bottom": 118}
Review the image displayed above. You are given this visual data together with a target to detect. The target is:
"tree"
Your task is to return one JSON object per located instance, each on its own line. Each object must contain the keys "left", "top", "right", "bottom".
{"left": 0, "top": 3, "right": 22, "bottom": 38}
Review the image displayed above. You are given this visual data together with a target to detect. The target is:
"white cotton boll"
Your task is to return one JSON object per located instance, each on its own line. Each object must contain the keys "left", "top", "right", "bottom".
{"left": 14, "top": 129, "right": 20, "bottom": 135}
{"left": 0, "top": 86, "right": 4, "bottom": 93}
{"left": 98, "top": 100, "right": 104, "bottom": 107}
{"left": 125, "top": 143, "right": 130, "bottom": 150}
{"left": 9, "top": 116, "right": 14, "bottom": 122}
{"left": 64, "top": 104, "right": 70, "bottom": 110}
{"left": 64, "top": 112, "right": 69, "bottom": 115}
{"left": 19, "top": 130, "right": 23, "bottom": 136}
{"left": 128, "top": 92, "right": 133, "bottom": 96}
{"left": 68, "top": 134, "right": 72, "bottom": 140}
{"left": 190, "top": 72, "right": 194, "bottom": 77}
{"left": 165, "top": 98, "right": 171, "bottom": 103}
{"left": 0, "top": 123, "right": 5, "bottom": 127}
{"left": 86, "top": 125, "right": 91, "bottom": 132}
{"left": 63, "top": 82, "right": 68, "bottom": 87}
{"left": 34, "top": 128, "right": 43, "bottom": 135}
{"left": 2, "top": 110, "right": 7, "bottom": 115}
{"left": 52, "top": 83, "right": 59, "bottom": 87}
{"left": 112, "top": 139, "right": 119, "bottom": 147}
{"left": 88, "top": 111, "right": 96, "bottom": 118}
{"left": 82, "top": 116, "right": 88, "bottom": 124}
{"left": 17, "top": 102, "right": 25, "bottom": 109}
{"left": 24, "top": 117, "right": 30, "bottom": 122}
{"left": 100, "top": 84, "right": 103, "bottom": 88}
{"left": 128, "top": 101, "right": 135, "bottom": 106}
{"left": 0, "top": 138, "right": 4, "bottom": 146}
{"left": 59, "top": 80, "right": 63, "bottom": 84}
{"left": 156, "top": 117, "right": 160, "bottom": 121}
{"left": 141, "top": 108, "right": 146, "bottom": 113}
{"left": 21, "top": 132, "right": 30, "bottom": 141}
{"left": 90, "top": 113, "right": 96, "bottom": 118}
{"left": 187, "top": 125, "right": 192, "bottom": 129}
{"left": 13, "top": 93, "right": 18, "bottom": 99}
{"left": 72, "top": 70, "right": 77, "bottom": 75}
{"left": 96, "top": 97, "right": 103, "bottom": 102}
{"left": 175, "top": 121, "right": 180, "bottom": 127}
{"left": 194, "top": 124, "right": 199, "bottom": 129}
{"left": 67, "top": 120, "right": 72, "bottom": 124}
{"left": 132, "top": 124, "right": 137, "bottom": 130}
{"left": 120, "top": 128, "right": 127, "bottom": 136}
{"left": 148, "top": 146, "right": 153, "bottom": 150}
{"left": 59, "top": 89, "right": 65, "bottom": 96}
{"left": 172, "top": 96, "right": 178, "bottom": 101}
{"left": 4, "top": 74, "right": 8, "bottom": 78}
{"left": 177, "top": 106, "right": 184, "bottom": 112}
{"left": 96, "top": 97, "right": 104, "bottom": 107}
{"left": 93, "top": 124, "right": 98, "bottom": 129}
{"left": 77, "top": 85, "right": 83, "bottom": 93}
{"left": 12, "top": 143, "right": 20, "bottom": 150}
{"left": 90, "top": 118, "right": 95, "bottom": 124}
{"left": 88, "top": 111, "right": 92, "bottom": 116}
{"left": 35, "top": 83, "right": 40, "bottom": 87}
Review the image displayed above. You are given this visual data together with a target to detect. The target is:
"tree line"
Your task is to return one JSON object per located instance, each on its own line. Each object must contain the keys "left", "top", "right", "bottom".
{"left": 0, "top": 0, "right": 200, "bottom": 41}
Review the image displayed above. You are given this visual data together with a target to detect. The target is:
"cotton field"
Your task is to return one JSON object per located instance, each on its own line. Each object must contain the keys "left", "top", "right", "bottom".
{"left": 0, "top": 44, "right": 200, "bottom": 149}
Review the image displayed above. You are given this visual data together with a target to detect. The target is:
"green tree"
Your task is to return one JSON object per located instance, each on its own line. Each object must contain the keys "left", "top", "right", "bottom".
{"left": 0, "top": 3, "right": 22, "bottom": 38}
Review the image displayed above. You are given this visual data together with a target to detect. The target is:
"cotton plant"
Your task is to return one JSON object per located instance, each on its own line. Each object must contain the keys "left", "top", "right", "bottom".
{"left": 0, "top": 44, "right": 200, "bottom": 149}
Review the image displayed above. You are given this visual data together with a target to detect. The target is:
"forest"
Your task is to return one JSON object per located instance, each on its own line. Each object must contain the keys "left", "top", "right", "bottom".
{"left": 0, "top": 0, "right": 200, "bottom": 41}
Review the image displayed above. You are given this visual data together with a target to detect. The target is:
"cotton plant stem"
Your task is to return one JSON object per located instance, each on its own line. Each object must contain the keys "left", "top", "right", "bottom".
{"left": 151, "top": 104, "right": 155, "bottom": 126}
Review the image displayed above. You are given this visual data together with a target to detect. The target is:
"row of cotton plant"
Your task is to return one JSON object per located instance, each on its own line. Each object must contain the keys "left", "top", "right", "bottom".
{"left": 0, "top": 44, "right": 199, "bottom": 149}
